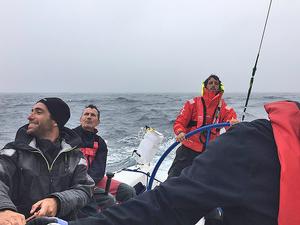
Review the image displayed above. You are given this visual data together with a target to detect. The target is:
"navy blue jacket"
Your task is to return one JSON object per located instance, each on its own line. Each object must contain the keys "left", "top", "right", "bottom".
{"left": 73, "top": 126, "right": 108, "bottom": 184}
{"left": 70, "top": 119, "right": 280, "bottom": 225}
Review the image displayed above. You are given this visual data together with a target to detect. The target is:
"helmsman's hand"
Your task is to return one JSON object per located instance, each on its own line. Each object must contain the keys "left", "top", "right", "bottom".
{"left": 229, "top": 118, "right": 239, "bottom": 125}
{"left": 176, "top": 132, "right": 186, "bottom": 142}
{"left": 26, "top": 217, "right": 67, "bottom": 225}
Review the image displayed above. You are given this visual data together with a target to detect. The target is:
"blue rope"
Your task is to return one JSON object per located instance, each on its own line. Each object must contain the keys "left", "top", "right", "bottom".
{"left": 147, "top": 122, "right": 230, "bottom": 190}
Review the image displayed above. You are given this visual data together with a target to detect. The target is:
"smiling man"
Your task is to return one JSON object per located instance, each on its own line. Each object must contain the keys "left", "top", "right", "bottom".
{"left": 0, "top": 97, "right": 94, "bottom": 225}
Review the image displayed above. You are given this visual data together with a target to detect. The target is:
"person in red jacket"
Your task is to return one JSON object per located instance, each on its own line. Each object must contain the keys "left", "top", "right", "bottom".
{"left": 168, "top": 74, "right": 238, "bottom": 178}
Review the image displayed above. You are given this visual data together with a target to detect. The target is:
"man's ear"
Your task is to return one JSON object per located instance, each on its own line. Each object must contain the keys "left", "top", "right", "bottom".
{"left": 52, "top": 120, "right": 58, "bottom": 127}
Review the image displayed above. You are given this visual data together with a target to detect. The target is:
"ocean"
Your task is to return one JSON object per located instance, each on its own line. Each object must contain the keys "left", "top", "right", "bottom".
{"left": 0, "top": 92, "right": 299, "bottom": 172}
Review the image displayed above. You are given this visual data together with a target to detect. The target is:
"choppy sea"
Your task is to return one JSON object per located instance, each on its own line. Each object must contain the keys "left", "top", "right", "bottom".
{"left": 0, "top": 92, "right": 299, "bottom": 172}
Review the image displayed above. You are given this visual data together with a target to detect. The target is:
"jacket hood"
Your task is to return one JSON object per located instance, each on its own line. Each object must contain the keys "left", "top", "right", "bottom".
{"left": 202, "top": 87, "right": 223, "bottom": 102}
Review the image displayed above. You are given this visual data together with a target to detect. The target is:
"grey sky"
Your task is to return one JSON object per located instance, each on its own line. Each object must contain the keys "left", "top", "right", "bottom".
{"left": 0, "top": 0, "right": 299, "bottom": 93}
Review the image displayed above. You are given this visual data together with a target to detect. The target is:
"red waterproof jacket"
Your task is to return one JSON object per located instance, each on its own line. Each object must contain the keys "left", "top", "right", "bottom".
{"left": 265, "top": 101, "right": 300, "bottom": 225}
{"left": 174, "top": 88, "right": 237, "bottom": 152}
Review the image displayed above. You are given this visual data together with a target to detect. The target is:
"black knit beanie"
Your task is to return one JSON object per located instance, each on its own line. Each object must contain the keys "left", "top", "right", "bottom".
{"left": 37, "top": 97, "right": 70, "bottom": 129}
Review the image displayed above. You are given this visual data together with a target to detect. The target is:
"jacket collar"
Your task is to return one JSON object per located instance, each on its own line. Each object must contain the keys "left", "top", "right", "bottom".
{"left": 202, "top": 87, "right": 223, "bottom": 103}
{"left": 10, "top": 124, "right": 81, "bottom": 151}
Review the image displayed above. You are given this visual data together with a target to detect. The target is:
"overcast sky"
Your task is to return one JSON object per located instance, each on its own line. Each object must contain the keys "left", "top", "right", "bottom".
{"left": 0, "top": 0, "right": 299, "bottom": 93}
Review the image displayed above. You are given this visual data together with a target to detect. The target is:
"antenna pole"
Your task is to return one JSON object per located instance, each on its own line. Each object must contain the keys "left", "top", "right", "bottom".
{"left": 242, "top": 0, "right": 273, "bottom": 121}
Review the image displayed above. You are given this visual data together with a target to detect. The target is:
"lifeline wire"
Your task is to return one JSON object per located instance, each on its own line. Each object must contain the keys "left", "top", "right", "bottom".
{"left": 242, "top": 0, "right": 273, "bottom": 121}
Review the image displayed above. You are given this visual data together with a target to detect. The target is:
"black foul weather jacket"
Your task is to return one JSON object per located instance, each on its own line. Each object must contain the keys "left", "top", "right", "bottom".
{"left": 73, "top": 126, "right": 108, "bottom": 184}
{"left": 70, "top": 119, "right": 280, "bottom": 225}
{"left": 0, "top": 125, "right": 95, "bottom": 220}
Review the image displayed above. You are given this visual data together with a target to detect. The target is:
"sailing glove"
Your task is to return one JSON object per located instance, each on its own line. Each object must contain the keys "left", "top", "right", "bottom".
{"left": 27, "top": 217, "right": 68, "bottom": 225}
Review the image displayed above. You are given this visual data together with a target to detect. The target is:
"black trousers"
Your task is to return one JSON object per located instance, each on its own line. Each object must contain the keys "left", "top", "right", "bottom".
{"left": 168, "top": 144, "right": 200, "bottom": 178}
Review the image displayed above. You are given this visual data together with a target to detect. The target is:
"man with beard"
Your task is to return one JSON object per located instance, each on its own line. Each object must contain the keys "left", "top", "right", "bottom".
{"left": 168, "top": 74, "right": 238, "bottom": 224}
{"left": 168, "top": 74, "right": 238, "bottom": 178}
{"left": 0, "top": 98, "right": 94, "bottom": 225}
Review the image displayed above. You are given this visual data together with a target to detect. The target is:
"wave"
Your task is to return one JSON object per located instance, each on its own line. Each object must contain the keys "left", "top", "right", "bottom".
{"left": 262, "top": 95, "right": 285, "bottom": 100}
{"left": 127, "top": 107, "right": 143, "bottom": 114}
{"left": 115, "top": 97, "right": 140, "bottom": 103}
{"left": 137, "top": 115, "right": 149, "bottom": 121}
{"left": 116, "top": 136, "right": 139, "bottom": 144}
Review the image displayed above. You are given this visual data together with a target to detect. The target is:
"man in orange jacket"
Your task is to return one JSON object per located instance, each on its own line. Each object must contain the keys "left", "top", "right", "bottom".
{"left": 168, "top": 74, "right": 238, "bottom": 178}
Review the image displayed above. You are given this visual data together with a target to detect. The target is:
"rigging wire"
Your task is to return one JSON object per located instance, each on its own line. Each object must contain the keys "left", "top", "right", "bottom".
{"left": 241, "top": 0, "right": 273, "bottom": 121}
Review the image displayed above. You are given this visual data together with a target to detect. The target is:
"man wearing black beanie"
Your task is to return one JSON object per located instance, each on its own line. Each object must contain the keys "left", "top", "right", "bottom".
{"left": 37, "top": 97, "right": 71, "bottom": 129}
{"left": 0, "top": 97, "right": 95, "bottom": 225}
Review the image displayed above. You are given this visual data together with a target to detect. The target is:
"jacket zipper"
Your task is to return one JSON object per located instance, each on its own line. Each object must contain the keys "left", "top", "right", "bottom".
{"left": 49, "top": 146, "right": 76, "bottom": 171}
{"left": 31, "top": 146, "right": 77, "bottom": 172}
